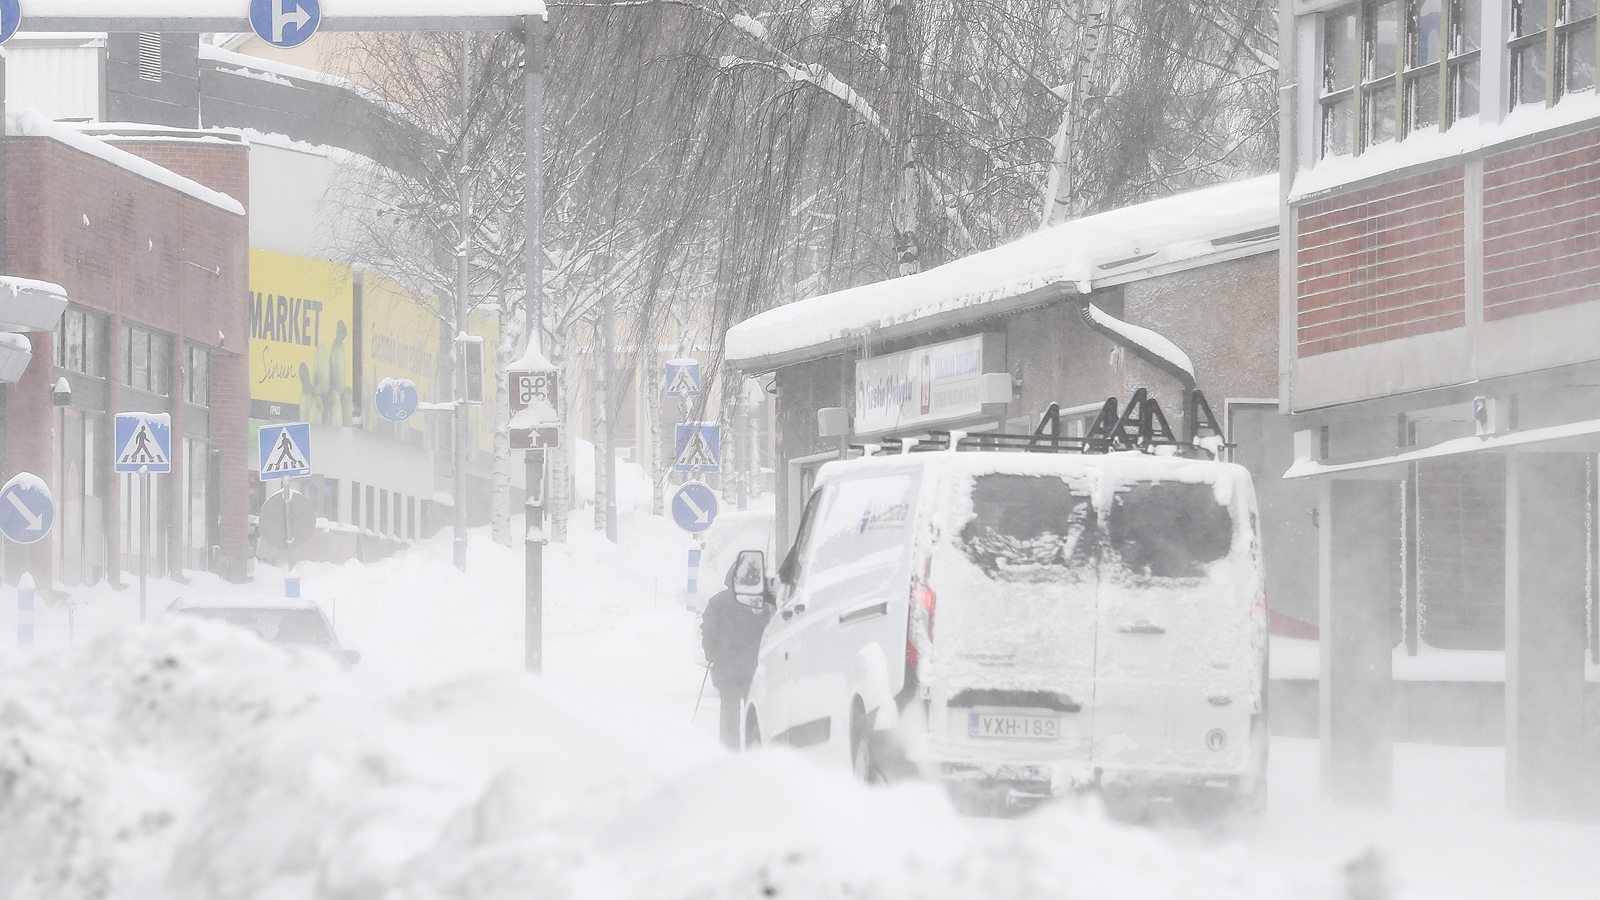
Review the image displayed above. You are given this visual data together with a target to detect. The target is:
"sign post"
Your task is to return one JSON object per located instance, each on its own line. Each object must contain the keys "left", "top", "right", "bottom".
{"left": 0, "top": 473, "right": 53, "bottom": 646}
{"left": 114, "top": 413, "right": 171, "bottom": 621}
{"left": 258, "top": 422, "right": 313, "bottom": 594}
{"left": 508, "top": 356, "right": 560, "bottom": 672}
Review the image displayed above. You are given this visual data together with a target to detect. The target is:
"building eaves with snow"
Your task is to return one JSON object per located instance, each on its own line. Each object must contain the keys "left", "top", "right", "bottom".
{"left": 726, "top": 175, "right": 1280, "bottom": 374}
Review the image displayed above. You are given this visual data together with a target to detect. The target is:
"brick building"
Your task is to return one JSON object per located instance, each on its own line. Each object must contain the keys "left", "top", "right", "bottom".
{"left": 1280, "top": 0, "right": 1600, "bottom": 819}
{"left": 2, "top": 111, "right": 250, "bottom": 589}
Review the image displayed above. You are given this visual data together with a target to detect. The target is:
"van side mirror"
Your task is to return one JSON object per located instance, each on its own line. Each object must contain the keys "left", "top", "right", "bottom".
{"left": 733, "top": 550, "right": 766, "bottom": 598}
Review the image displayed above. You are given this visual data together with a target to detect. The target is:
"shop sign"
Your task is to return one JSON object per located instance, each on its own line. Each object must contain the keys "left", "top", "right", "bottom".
{"left": 853, "top": 335, "right": 987, "bottom": 434}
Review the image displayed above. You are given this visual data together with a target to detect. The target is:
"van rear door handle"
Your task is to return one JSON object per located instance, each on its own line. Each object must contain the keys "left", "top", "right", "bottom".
{"left": 781, "top": 603, "right": 807, "bottom": 621}
{"left": 1118, "top": 623, "right": 1166, "bottom": 635}
{"left": 839, "top": 601, "right": 889, "bottom": 625}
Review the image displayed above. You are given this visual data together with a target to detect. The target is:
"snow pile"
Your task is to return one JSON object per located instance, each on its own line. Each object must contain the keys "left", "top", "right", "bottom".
{"left": 0, "top": 616, "right": 1313, "bottom": 900}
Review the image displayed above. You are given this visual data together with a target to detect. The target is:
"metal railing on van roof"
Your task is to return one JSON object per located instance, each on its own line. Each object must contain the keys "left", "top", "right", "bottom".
{"left": 852, "top": 388, "right": 1234, "bottom": 460}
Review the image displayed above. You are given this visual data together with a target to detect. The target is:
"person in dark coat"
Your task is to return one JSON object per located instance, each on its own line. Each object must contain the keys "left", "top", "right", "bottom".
{"left": 701, "top": 560, "right": 772, "bottom": 748}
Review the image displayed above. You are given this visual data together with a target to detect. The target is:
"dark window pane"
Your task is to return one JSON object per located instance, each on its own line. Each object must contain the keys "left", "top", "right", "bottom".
{"left": 1368, "top": 0, "right": 1402, "bottom": 79}
{"left": 1108, "top": 482, "right": 1233, "bottom": 580}
{"left": 1514, "top": 0, "right": 1550, "bottom": 36}
{"left": 1411, "top": 0, "right": 1443, "bottom": 66}
{"left": 85, "top": 314, "right": 105, "bottom": 378}
{"left": 962, "top": 474, "right": 1097, "bottom": 580}
{"left": 1323, "top": 96, "right": 1356, "bottom": 156}
{"left": 1407, "top": 68, "right": 1442, "bottom": 129}
{"left": 65, "top": 309, "right": 84, "bottom": 373}
{"left": 130, "top": 328, "right": 149, "bottom": 392}
{"left": 150, "top": 332, "right": 170, "bottom": 396}
{"left": 1449, "top": 58, "right": 1481, "bottom": 119}
{"left": 1515, "top": 42, "right": 1550, "bottom": 106}
{"left": 1571, "top": 0, "right": 1600, "bottom": 20}
{"left": 1325, "top": 10, "right": 1359, "bottom": 91}
{"left": 1565, "top": 22, "right": 1598, "bottom": 91}
{"left": 1450, "top": 0, "right": 1480, "bottom": 54}
{"left": 1365, "top": 80, "right": 1399, "bottom": 144}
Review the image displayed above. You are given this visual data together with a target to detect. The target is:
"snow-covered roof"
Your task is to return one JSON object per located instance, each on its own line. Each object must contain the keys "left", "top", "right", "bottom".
{"left": 7, "top": 109, "right": 246, "bottom": 216}
{"left": 725, "top": 175, "right": 1279, "bottom": 370}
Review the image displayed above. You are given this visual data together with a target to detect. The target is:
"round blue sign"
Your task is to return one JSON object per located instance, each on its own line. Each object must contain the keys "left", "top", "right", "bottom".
{"left": 249, "top": 0, "right": 320, "bottom": 49}
{"left": 0, "top": 0, "right": 21, "bottom": 45}
{"left": 671, "top": 481, "right": 719, "bottom": 534}
{"left": 0, "top": 472, "right": 54, "bottom": 545}
{"left": 376, "top": 378, "right": 420, "bottom": 422}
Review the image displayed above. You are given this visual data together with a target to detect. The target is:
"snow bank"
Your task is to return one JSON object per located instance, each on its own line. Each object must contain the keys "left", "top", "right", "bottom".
{"left": 726, "top": 176, "right": 1277, "bottom": 366}
{"left": 34, "top": 0, "right": 547, "bottom": 18}
{"left": 0, "top": 615, "right": 1312, "bottom": 899}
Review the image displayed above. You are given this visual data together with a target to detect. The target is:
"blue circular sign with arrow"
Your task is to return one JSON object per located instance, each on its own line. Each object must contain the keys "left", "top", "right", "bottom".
{"left": 671, "top": 481, "right": 718, "bottom": 534}
{"left": 0, "top": 0, "right": 22, "bottom": 45}
{"left": 376, "top": 378, "right": 420, "bottom": 422}
{"left": 0, "top": 472, "right": 54, "bottom": 545}
{"left": 249, "top": 0, "right": 320, "bottom": 49}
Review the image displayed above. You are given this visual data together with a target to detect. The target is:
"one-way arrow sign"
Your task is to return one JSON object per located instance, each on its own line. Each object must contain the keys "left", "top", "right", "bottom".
{"left": 0, "top": 472, "right": 53, "bottom": 544}
{"left": 671, "top": 481, "right": 718, "bottom": 534}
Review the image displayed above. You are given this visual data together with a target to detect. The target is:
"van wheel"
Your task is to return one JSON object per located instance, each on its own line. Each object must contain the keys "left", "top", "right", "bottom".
{"left": 850, "top": 702, "right": 880, "bottom": 784}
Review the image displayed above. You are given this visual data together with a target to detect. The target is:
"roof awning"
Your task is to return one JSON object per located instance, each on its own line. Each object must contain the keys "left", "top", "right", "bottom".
{"left": 1283, "top": 418, "right": 1600, "bottom": 480}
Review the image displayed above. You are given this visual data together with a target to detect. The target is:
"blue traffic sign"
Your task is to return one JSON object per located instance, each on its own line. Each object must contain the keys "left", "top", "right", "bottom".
{"left": 259, "top": 422, "right": 313, "bottom": 480}
{"left": 114, "top": 413, "right": 173, "bottom": 474}
{"left": 376, "top": 378, "right": 420, "bottom": 422}
{"left": 671, "top": 481, "right": 719, "bottom": 534}
{"left": 674, "top": 423, "right": 721, "bottom": 472}
{"left": 250, "top": 0, "right": 320, "bottom": 49}
{"left": 0, "top": 473, "right": 53, "bottom": 544}
{"left": 0, "top": 0, "right": 21, "bottom": 45}
{"left": 665, "top": 360, "right": 701, "bottom": 397}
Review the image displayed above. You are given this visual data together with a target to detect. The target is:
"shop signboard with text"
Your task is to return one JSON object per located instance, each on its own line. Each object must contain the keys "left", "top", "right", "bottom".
{"left": 853, "top": 334, "right": 991, "bottom": 435}
{"left": 247, "top": 250, "right": 355, "bottom": 425}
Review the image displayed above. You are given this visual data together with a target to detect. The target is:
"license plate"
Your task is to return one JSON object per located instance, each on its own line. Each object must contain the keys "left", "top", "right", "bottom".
{"left": 968, "top": 712, "right": 1059, "bottom": 740}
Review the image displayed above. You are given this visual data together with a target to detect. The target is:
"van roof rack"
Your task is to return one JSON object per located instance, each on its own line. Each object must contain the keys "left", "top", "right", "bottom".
{"left": 851, "top": 388, "right": 1234, "bottom": 459}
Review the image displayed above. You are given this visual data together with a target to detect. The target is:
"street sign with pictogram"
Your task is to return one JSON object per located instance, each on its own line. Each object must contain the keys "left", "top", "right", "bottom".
{"left": 509, "top": 369, "right": 561, "bottom": 450}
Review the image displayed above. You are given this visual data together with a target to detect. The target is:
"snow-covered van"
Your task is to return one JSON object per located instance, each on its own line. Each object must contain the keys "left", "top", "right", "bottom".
{"left": 740, "top": 449, "right": 1267, "bottom": 816}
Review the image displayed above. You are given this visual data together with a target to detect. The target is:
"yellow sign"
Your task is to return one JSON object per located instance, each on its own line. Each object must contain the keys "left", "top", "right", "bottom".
{"left": 363, "top": 269, "right": 441, "bottom": 403}
{"left": 248, "top": 250, "right": 354, "bottom": 425}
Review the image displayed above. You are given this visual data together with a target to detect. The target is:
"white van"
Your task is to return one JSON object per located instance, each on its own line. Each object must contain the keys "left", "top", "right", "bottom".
{"left": 739, "top": 448, "right": 1267, "bottom": 816}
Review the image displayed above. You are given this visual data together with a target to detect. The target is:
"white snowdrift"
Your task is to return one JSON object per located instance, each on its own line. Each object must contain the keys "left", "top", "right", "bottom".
{"left": 0, "top": 618, "right": 1313, "bottom": 900}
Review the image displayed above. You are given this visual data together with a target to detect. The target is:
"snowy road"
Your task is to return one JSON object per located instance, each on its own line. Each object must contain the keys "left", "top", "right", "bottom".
{"left": 1, "top": 512, "right": 1597, "bottom": 898}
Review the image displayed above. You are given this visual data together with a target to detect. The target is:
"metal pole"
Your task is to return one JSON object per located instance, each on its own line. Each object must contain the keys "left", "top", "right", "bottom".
{"left": 523, "top": 13, "right": 546, "bottom": 672}
{"left": 453, "top": 30, "right": 472, "bottom": 572}
{"left": 139, "top": 469, "right": 148, "bottom": 622}
{"left": 602, "top": 290, "right": 617, "bottom": 543}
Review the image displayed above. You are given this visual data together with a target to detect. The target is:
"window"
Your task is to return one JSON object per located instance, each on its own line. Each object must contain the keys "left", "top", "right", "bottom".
{"left": 1321, "top": 1, "right": 1484, "bottom": 158}
{"left": 1108, "top": 482, "right": 1234, "bottom": 580}
{"left": 1512, "top": 0, "right": 1599, "bottom": 108}
{"left": 123, "top": 325, "right": 171, "bottom": 395}
{"left": 53, "top": 307, "right": 108, "bottom": 378}
{"left": 380, "top": 490, "right": 390, "bottom": 536}
{"left": 962, "top": 475, "right": 1097, "bottom": 580}
{"left": 1448, "top": 0, "right": 1482, "bottom": 121}
{"left": 186, "top": 346, "right": 209, "bottom": 407}
{"left": 350, "top": 481, "right": 361, "bottom": 528}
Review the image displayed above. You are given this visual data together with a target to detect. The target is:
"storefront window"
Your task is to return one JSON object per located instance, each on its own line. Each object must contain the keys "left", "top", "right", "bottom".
{"left": 123, "top": 325, "right": 172, "bottom": 396}
{"left": 53, "top": 307, "right": 108, "bottom": 378}
{"left": 186, "top": 345, "right": 210, "bottom": 407}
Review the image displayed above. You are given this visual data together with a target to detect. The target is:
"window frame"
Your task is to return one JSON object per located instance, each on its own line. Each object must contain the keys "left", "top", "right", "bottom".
{"left": 1509, "top": 0, "right": 1599, "bottom": 110}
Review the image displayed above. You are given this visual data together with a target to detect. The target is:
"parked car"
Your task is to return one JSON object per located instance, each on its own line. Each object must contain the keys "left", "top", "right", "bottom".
{"left": 739, "top": 448, "right": 1267, "bottom": 818}
{"left": 167, "top": 594, "right": 361, "bottom": 668}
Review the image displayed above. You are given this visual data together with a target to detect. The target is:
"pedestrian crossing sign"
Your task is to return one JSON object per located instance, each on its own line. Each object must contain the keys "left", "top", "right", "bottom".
{"left": 665, "top": 359, "right": 701, "bottom": 398}
{"left": 114, "top": 412, "right": 172, "bottom": 474}
{"left": 674, "top": 423, "right": 721, "bottom": 472}
{"left": 258, "top": 422, "right": 313, "bottom": 480}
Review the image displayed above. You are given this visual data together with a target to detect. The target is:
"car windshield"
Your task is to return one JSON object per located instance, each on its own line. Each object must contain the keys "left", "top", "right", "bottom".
{"left": 961, "top": 474, "right": 1096, "bottom": 580}
{"left": 1107, "top": 480, "right": 1232, "bottom": 579}
{"left": 182, "top": 607, "right": 333, "bottom": 645}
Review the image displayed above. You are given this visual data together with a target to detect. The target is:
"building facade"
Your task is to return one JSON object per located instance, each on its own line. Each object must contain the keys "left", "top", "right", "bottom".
{"left": 1281, "top": 0, "right": 1600, "bottom": 818}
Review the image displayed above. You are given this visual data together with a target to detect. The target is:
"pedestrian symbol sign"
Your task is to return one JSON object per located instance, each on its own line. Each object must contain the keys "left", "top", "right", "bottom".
{"left": 665, "top": 359, "right": 700, "bottom": 398}
{"left": 114, "top": 413, "right": 173, "bottom": 474}
{"left": 259, "top": 422, "right": 312, "bottom": 480}
{"left": 674, "top": 423, "right": 721, "bottom": 472}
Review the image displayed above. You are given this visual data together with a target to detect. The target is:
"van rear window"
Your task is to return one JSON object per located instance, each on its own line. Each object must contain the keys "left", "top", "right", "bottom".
{"left": 1108, "top": 481, "right": 1232, "bottom": 578}
{"left": 961, "top": 475, "right": 1095, "bottom": 579}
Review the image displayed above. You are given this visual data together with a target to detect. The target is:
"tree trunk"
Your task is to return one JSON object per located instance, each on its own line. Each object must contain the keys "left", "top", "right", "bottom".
{"left": 645, "top": 314, "right": 666, "bottom": 516}
{"left": 491, "top": 293, "right": 517, "bottom": 546}
{"left": 549, "top": 337, "right": 573, "bottom": 544}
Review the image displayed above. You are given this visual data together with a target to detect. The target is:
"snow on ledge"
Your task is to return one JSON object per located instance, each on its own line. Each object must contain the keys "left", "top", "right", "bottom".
{"left": 1083, "top": 302, "right": 1194, "bottom": 380}
{"left": 7, "top": 109, "right": 245, "bottom": 216}
{"left": 725, "top": 175, "right": 1278, "bottom": 366}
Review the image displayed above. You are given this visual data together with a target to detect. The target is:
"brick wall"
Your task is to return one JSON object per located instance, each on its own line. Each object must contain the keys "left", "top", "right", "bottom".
{"left": 4, "top": 135, "right": 251, "bottom": 581}
{"left": 1296, "top": 168, "right": 1467, "bottom": 356}
{"left": 109, "top": 140, "right": 250, "bottom": 215}
{"left": 1483, "top": 127, "right": 1600, "bottom": 320}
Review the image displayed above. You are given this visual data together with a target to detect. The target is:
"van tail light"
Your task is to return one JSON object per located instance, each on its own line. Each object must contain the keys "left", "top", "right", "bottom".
{"left": 906, "top": 579, "right": 937, "bottom": 676}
